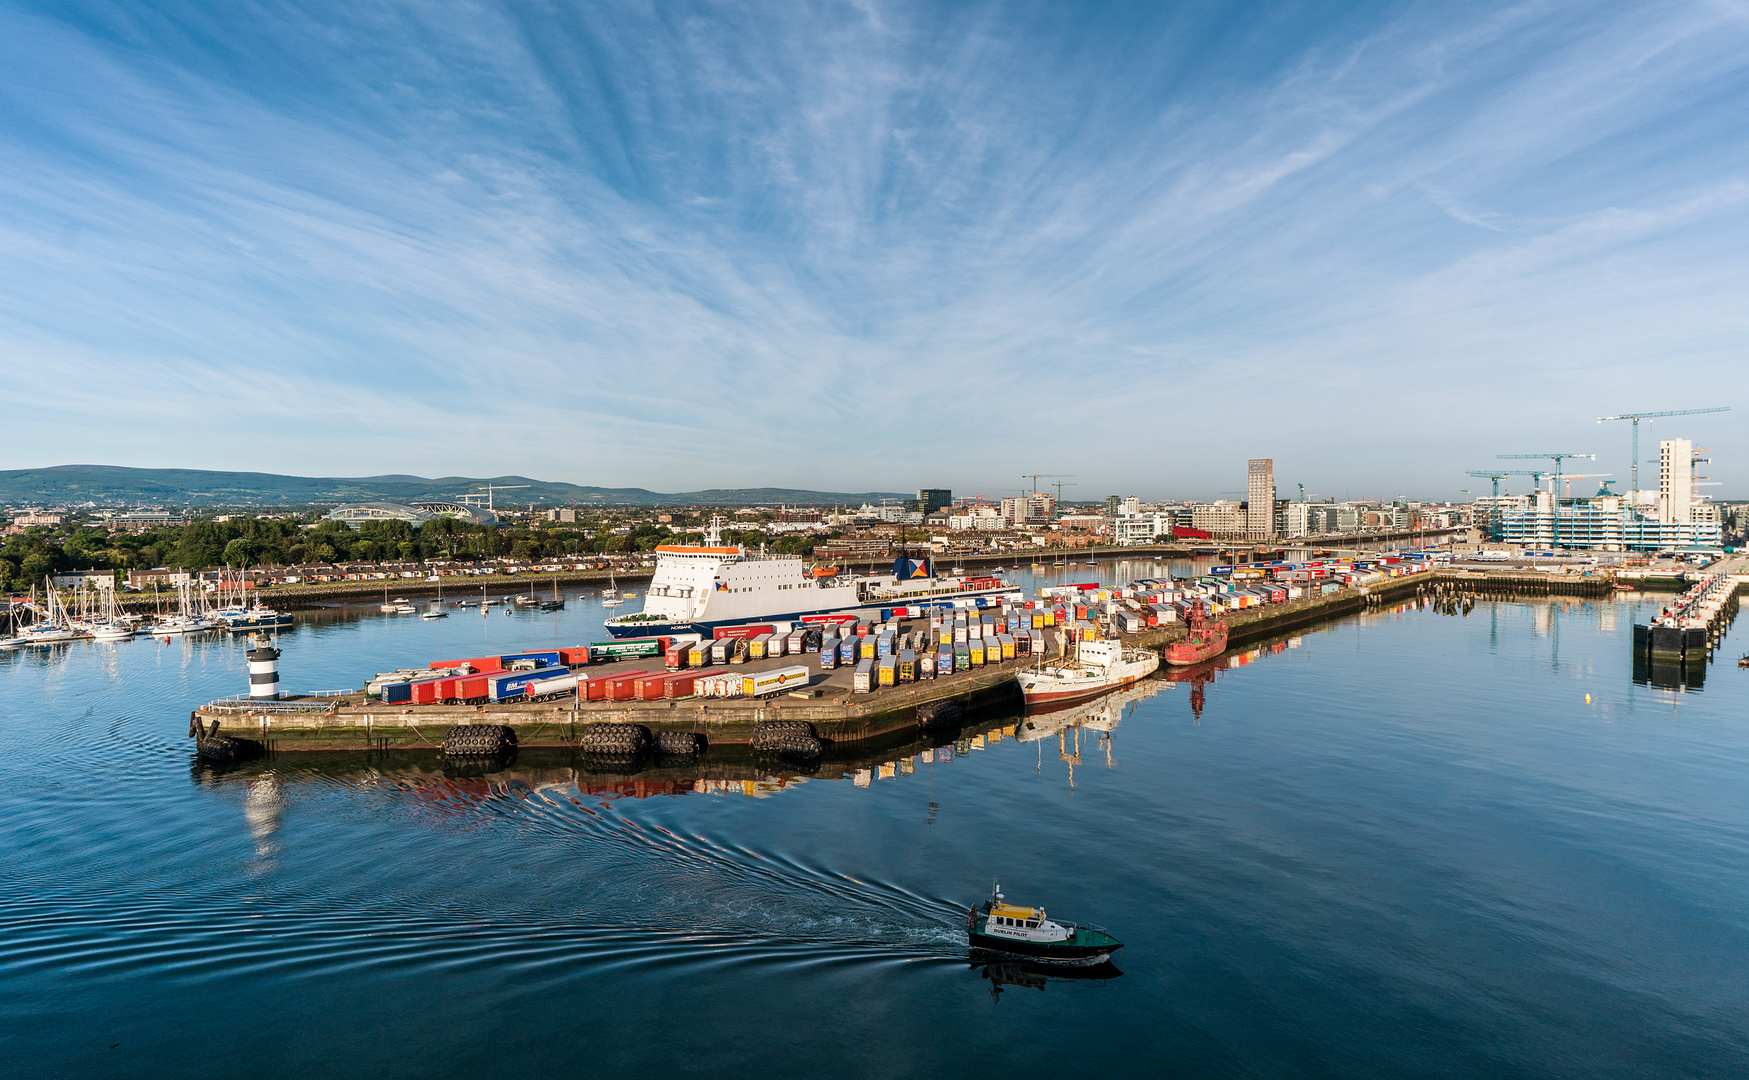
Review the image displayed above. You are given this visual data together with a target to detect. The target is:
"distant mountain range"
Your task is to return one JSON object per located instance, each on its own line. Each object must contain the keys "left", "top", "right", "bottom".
{"left": 0, "top": 465, "right": 910, "bottom": 508}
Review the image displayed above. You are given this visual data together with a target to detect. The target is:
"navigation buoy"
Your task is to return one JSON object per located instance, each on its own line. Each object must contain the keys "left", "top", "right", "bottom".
{"left": 247, "top": 634, "right": 281, "bottom": 700}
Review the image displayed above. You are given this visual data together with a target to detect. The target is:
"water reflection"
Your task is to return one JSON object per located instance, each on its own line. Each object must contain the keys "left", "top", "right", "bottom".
{"left": 973, "top": 958, "right": 1125, "bottom": 1003}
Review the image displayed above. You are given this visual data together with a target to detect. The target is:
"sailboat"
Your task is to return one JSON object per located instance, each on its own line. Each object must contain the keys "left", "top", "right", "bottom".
{"left": 87, "top": 583, "right": 136, "bottom": 641}
{"left": 0, "top": 601, "right": 23, "bottom": 649}
{"left": 153, "top": 578, "right": 215, "bottom": 635}
{"left": 540, "top": 573, "right": 564, "bottom": 611}
{"left": 421, "top": 577, "right": 448, "bottom": 618}
{"left": 20, "top": 581, "right": 85, "bottom": 644}
{"left": 600, "top": 568, "right": 623, "bottom": 607}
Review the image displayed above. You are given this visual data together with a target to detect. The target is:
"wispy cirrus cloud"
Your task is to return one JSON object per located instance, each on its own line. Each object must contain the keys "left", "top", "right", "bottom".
{"left": 1, "top": 0, "right": 1745, "bottom": 497}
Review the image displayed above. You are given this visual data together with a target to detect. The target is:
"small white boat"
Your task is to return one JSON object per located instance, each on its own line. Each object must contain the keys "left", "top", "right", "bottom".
{"left": 88, "top": 623, "right": 137, "bottom": 641}
{"left": 392, "top": 602, "right": 417, "bottom": 614}
{"left": 152, "top": 614, "right": 214, "bottom": 635}
{"left": 420, "top": 607, "right": 447, "bottom": 620}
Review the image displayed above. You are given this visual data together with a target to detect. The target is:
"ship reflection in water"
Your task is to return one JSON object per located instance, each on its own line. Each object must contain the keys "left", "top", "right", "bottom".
{"left": 972, "top": 958, "right": 1124, "bottom": 1003}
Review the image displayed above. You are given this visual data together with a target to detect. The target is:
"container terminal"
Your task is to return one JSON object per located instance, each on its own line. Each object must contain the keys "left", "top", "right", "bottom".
{"left": 187, "top": 552, "right": 1749, "bottom": 761}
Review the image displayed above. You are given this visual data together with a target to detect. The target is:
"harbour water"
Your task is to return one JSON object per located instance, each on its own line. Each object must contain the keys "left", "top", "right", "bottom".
{"left": 3, "top": 564, "right": 1746, "bottom": 1077}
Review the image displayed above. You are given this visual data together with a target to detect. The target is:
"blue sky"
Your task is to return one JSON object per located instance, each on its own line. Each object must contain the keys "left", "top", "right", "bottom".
{"left": 2, "top": 0, "right": 1745, "bottom": 501}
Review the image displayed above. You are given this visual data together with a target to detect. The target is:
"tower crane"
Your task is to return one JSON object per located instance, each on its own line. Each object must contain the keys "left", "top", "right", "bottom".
{"left": 1049, "top": 480, "right": 1078, "bottom": 505}
{"left": 1021, "top": 474, "right": 1075, "bottom": 499}
{"left": 1465, "top": 470, "right": 1509, "bottom": 497}
{"left": 1497, "top": 453, "right": 1592, "bottom": 509}
{"left": 1596, "top": 407, "right": 1730, "bottom": 498}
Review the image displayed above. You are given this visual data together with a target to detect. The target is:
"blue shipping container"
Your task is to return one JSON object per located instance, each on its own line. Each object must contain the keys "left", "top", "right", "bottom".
{"left": 500, "top": 651, "right": 564, "bottom": 670}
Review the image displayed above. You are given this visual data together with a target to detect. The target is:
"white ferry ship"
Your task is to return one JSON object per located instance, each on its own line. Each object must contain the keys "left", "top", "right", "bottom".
{"left": 604, "top": 519, "right": 1015, "bottom": 638}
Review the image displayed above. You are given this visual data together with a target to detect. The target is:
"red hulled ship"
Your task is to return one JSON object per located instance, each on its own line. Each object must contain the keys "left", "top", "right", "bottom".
{"left": 1164, "top": 601, "right": 1229, "bottom": 667}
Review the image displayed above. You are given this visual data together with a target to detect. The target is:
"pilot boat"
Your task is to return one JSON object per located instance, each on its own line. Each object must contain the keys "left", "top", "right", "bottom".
{"left": 966, "top": 885, "right": 1122, "bottom": 963}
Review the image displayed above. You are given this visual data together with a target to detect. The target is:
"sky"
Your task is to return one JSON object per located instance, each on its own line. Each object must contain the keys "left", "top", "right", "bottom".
{"left": 1, "top": 0, "right": 1746, "bottom": 502}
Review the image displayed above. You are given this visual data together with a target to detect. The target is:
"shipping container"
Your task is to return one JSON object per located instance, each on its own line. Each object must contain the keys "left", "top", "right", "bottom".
{"left": 687, "top": 644, "right": 711, "bottom": 668}
{"left": 601, "top": 671, "right": 645, "bottom": 702}
{"left": 968, "top": 640, "right": 986, "bottom": 666}
{"left": 859, "top": 636, "right": 878, "bottom": 660}
{"left": 634, "top": 673, "right": 672, "bottom": 700}
{"left": 853, "top": 658, "right": 875, "bottom": 693}
{"left": 984, "top": 635, "right": 1002, "bottom": 663}
{"left": 954, "top": 648, "right": 971, "bottom": 672}
{"left": 819, "top": 643, "right": 838, "bottom": 669}
{"left": 501, "top": 651, "right": 564, "bottom": 672}
{"left": 747, "top": 634, "right": 770, "bottom": 660}
{"left": 839, "top": 638, "right": 857, "bottom": 665}
{"left": 920, "top": 651, "right": 936, "bottom": 679}
{"left": 897, "top": 649, "right": 916, "bottom": 682}
{"left": 878, "top": 656, "right": 897, "bottom": 687}
{"left": 710, "top": 639, "right": 732, "bottom": 665}
{"left": 741, "top": 667, "right": 811, "bottom": 698}
{"left": 713, "top": 623, "right": 781, "bottom": 641}
{"left": 998, "top": 634, "right": 1016, "bottom": 660}
{"left": 664, "top": 672, "right": 702, "bottom": 699}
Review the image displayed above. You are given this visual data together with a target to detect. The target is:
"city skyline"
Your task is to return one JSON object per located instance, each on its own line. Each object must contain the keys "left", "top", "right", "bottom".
{"left": 2, "top": 1, "right": 1745, "bottom": 496}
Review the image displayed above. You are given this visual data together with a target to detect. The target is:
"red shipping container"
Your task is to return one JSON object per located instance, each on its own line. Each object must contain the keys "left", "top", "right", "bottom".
{"left": 664, "top": 672, "right": 701, "bottom": 698}
{"left": 664, "top": 646, "right": 684, "bottom": 670}
{"left": 635, "top": 673, "right": 671, "bottom": 700}
{"left": 559, "top": 647, "right": 592, "bottom": 666}
{"left": 604, "top": 673, "right": 645, "bottom": 701}
{"left": 713, "top": 624, "right": 776, "bottom": 641}
{"left": 410, "top": 678, "right": 443, "bottom": 705}
{"left": 455, "top": 670, "right": 506, "bottom": 703}
{"left": 584, "top": 670, "right": 642, "bottom": 701}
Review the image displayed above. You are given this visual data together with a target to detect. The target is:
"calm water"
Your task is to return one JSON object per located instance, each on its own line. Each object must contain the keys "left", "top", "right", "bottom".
{"left": 2, "top": 566, "right": 1746, "bottom": 1078}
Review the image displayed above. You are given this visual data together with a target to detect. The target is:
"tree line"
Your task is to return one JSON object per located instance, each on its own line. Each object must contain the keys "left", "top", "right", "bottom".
{"left": 0, "top": 516, "right": 827, "bottom": 593}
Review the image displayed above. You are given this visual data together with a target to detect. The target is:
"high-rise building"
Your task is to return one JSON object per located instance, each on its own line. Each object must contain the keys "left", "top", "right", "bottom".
{"left": 1658, "top": 439, "right": 1693, "bottom": 524}
{"left": 1246, "top": 458, "right": 1275, "bottom": 540}
{"left": 911, "top": 489, "right": 952, "bottom": 515}
{"left": 1105, "top": 495, "right": 1121, "bottom": 516}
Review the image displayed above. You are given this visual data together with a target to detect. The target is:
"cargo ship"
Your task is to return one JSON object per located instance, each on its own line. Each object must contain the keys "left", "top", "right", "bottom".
{"left": 1015, "top": 638, "right": 1159, "bottom": 706}
{"left": 604, "top": 519, "right": 1016, "bottom": 638}
{"left": 1164, "top": 602, "right": 1229, "bottom": 666}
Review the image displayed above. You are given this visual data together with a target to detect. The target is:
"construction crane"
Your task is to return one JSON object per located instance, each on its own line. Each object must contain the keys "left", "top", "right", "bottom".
{"left": 1497, "top": 453, "right": 1592, "bottom": 508}
{"left": 1049, "top": 480, "right": 1078, "bottom": 505}
{"left": 1021, "top": 474, "right": 1075, "bottom": 499}
{"left": 1465, "top": 470, "right": 1509, "bottom": 497}
{"left": 1596, "top": 407, "right": 1730, "bottom": 498}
